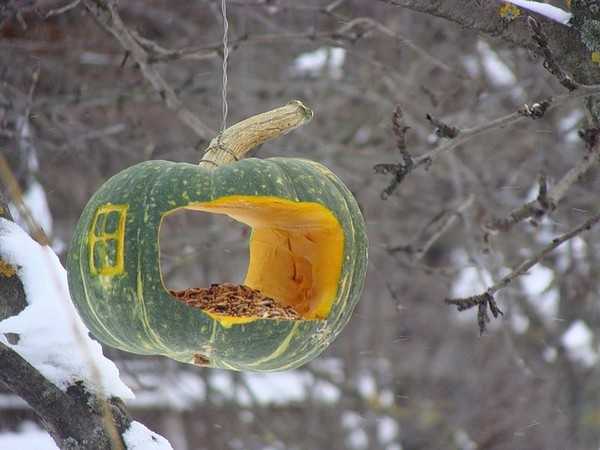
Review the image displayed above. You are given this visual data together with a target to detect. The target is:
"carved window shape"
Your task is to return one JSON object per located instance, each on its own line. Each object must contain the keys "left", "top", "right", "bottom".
{"left": 88, "top": 204, "right": 128, "bottom": 276}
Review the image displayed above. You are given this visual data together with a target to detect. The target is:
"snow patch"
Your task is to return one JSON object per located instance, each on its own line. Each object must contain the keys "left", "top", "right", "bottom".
{"left": 543, "top": 346, "right": 557, "bottom": 363}
{"left": 357, "top": 373, "right": 376, "bottom": 398}
{"left": 559, "top": 109, "right": 584, "bottom": 143}
{"left": 377, "top": 416, "right": 399, "bottom": 443}
{"left": 527, "top": 288, "right": 560, "bottom": 323}
{"left": 79, "top": 51, "right": 114, "bottom": 65}
{"left": 462, "top": 55, "right": 480, "bottom": 78}
{"left": 561, "top": 320, "right": 598, "bottom": 368}
{"left": 454, "top": 429, "right": 477, "bottom": 450}
{"left": 244, "top": 372, "right": 308, "bottom": 404}
{"left": 556, "top": 236, "right": 588, "bottom": 273}
{"left": 520, "top": 264, "right": 553, "bottom": 297}
{"left": 210, "top": 369, "right": 340, "bottom": 405}
{"left": 292, "top": 47, "right": 346, "bottom": 79}
{"left": 519, "top": 264, "right": 561, "bottom": 322}
{"left": 0, "top": 219, "right": 133, "bottom": 399}
{"left": 499, "top": 0, "right": 572, "bottom": 25}
{"left": 0, "top": 422, "right": 58, "bottom": 450}
{"left": 477, "top": 40, "right": 516, "bottom": 87}
{"left": 347, "top": 428, "right": 368, "bottom": 449}
{"left": 510, "top": 309, "right": 530, "bottom": 334}
{"left": 451, "top": 266, "right": 493, "bottom": 298}
{"left": 378, "top": 389, "right": 395, "bottom": 407}
{"left": 342, "top": 411, "right": 368, "bottom": 449}
{"left": 123, "top": 421, "right": 174, "bottom": 450}
{"left": 342, "top": 410, "right": 363, "bottom": 428}
{"left": 129, "top": 371, "right": 206, "bottom": 411}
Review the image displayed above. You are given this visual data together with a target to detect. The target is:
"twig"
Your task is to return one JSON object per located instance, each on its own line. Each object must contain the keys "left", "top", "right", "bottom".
{"left": 389, "top": 194, "right": 475, "bottom": 261}
{"left": 527, "top": 16, "right": 578, "bottom": 92}
{"left": 375, "top": 83, "right": 600, "bottom": 196}
{"left": 82, "top": 0, "right": 213, "bottom": 139}
{"left": 446, "top": 211, "right": 600, "bottom": 334}
{"left": 488, "top": 140, "right": 600, "bottom": 231}
{"left": 374, "top": 106, "right": 414, "bottom": 199}
{"left": 393, "top": 106, "right": 410, "bottom": 153}
{"left": 492, "top": 212, "right": 600, "bottom": 295}
{"left": 45, "top": 0, "right": 81, "bottom": 19}
{"left": 426, "top": 113, "right": 460, "bottom": 139}
{"left": 445, "top": 292, "right": 504, "bottom": 336}
{"left": 337, "top": 17, "right": 465, "bottom": 78}
{"left": 536, "top": 172, "right": 550, "bottom": 211}
{"left": 324, "top": 0, "right": 346, "bottom": 13}
{"left": 140, "top": 14, "right": 464, "bottom": 79}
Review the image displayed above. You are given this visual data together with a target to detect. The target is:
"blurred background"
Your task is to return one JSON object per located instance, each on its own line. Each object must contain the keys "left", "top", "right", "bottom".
{"left": 1, "top": 1, "right": 599, "bottom": 449}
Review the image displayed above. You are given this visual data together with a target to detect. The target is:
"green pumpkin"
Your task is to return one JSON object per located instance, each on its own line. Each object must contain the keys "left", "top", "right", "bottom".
{"left": 66, "top": 102, "right": 368, "bottom": 372}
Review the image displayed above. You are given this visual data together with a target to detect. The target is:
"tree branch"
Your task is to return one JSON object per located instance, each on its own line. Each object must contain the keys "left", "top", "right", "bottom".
{"left": 82, "top": 0, "right": 213, "bottom": 140}
{"left": 0, "top": 190, "right": 167, "bottom": 450}
{"left": 0, "top": 341, "right": 130, "bottom": 450}
{"left": 377, "top": 0, "right": 596, "bottom": 84}
{"left": 446, "top": 211, "right": 600, "bottom": 334}
{"left": 375, "top": 84, "right": 600, "bottom": 197}
{"left": 488, "top": 138, "right": 600, "bottom": 231}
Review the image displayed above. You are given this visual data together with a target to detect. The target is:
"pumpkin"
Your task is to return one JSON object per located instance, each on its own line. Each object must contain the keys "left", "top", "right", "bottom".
{"left": 66, "top": 101, "right": 368, "bottom": 372}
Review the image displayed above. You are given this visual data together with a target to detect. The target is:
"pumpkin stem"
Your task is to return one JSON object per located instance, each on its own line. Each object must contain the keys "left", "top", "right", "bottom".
{"left": 199, "top": 100, "right": 313, "bottom": 168}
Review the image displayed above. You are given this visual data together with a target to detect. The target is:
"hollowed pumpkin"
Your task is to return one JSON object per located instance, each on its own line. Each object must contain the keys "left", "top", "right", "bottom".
{"left": 66, "top": 102, "right": 368, "bottom": 372}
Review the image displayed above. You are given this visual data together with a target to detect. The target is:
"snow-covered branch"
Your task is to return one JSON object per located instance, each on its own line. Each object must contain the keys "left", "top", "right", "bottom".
{"left": 0, "top": 196, "right": 173, "bottom": 450}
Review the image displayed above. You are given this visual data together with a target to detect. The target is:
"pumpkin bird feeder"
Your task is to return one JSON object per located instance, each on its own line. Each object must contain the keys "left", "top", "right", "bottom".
{"left": 67, "top": 101, "right": 368, "bottom": 372}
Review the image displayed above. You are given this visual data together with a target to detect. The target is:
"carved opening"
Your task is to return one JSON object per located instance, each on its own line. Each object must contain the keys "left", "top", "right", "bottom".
{"left": 159, "top": 196, "right": 344, "bottom": 326}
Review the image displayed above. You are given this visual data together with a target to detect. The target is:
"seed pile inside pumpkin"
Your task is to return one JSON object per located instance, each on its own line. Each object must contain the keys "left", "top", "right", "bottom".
{"left": 170, "top": 283, "right": 301, "bottom": 320}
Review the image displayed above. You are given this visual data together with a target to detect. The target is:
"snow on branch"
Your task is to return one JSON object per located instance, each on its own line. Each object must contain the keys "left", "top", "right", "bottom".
{"left": 0, "top": 218, "right": 133, "bottom": 399}
{"left": 0, "top": 217, "right": 173, "bottom": 450}
{"left": 499, "top": 0, "right": 572, "bottom": 25}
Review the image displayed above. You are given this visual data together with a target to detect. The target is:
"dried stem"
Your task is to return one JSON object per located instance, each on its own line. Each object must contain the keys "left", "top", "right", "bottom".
{"left": 199, "top": 100, "right": 313, "bottom": 168}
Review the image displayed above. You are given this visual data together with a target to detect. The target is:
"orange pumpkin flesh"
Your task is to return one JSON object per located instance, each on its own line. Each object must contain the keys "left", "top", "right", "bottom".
{"left": 182, "top": 195, "right": 344, "bottom": 326}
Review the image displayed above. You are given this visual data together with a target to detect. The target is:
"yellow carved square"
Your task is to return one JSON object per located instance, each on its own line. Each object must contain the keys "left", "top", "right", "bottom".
{"left": 88, "top": 204, "right": 128, "bottom": 276}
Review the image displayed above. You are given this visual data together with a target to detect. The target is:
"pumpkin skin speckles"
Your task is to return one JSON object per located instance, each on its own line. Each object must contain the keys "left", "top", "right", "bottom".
{"left": 67, "top": 157, "right": 368, "bottom": 372}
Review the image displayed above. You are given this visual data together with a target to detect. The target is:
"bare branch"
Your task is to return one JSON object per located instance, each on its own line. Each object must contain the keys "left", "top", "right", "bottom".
{"left": 488, "top": 140, "right": 600, "bottom": 231}
{"left": 377, "top": 0, "right": 598, "bottom": 84}
{"left": 447, "top": 211, "right": 600, "bottom": 334}
{"left": 82, "top": 0, "right": 214, "bottom": 139}
{"left": 426, "top": 113, "right": 460, "bottom": 139}
{"left": 374, "top": 106, "right": 414, "bottom": 198}
{"left": 415, "top": 86, "right": 600, "bottom": 168}
{"left": 491, "top": 212, "right": 600, "bottom": 295}
{"left": 527, "top": 16, "right": 578, "bottom": 91}
{"left": 44, "top": 0, "right": 81, "bottom": 19}
{"left": 375, "top": 84, "right": 600, "bottom": 196}
{"left": 389, "top": 194, "right": 475, "bottom": 262}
